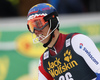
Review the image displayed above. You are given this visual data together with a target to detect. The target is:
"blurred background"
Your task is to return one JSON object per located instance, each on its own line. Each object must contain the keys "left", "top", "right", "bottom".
{"left": 0, "top": 0, "right": 100, "bottom": 80}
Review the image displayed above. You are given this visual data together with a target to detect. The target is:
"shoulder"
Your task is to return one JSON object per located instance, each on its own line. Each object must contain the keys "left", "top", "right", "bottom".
{"left": 71, "top": 33, "right": 96, "bottom": 55}
{"left": 38, "top": 52, "right": 47, "bottom": 74}
{"left": 71, "top": 33, "right": 91, "bottom": 40}
{"left": 71, "top": 33, "right": 93, "bottom": 46}
{"left": 38, "top": 54, "right": 48, "bottom": 79}
{"left": 38, "top": 52, "right": 54, "bottom": 80}
{"left": 71, "top": 33, "right": 100, "bottom": 72}
{"left": 39, "top": 49, "right": 49, "bottom": 62}
{"left": 71, "top": 33, "right": 92, "bottom": 49}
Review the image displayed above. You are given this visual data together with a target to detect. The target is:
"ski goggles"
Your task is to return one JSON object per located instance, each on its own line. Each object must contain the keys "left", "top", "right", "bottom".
{"left": 27, "top": 17, "right": 48, "bottom": 33}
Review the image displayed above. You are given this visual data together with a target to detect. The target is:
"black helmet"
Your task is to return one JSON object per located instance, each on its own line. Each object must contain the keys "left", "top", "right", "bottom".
{"left": 27, "top": 3, "right": 59, "bottom": 47}
{"left": 27, "top": 3, "right": 59, "bottom": 33}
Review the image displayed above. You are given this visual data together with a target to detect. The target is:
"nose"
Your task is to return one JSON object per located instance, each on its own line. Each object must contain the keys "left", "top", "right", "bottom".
{"left": 34, "top": 29, "right": 42, "bottom": 35}
{"left": 34, "top": 30, "right": 38, "bottom": 35}
{"left": 34, "top": 29, "right": 39, "bottom": 33}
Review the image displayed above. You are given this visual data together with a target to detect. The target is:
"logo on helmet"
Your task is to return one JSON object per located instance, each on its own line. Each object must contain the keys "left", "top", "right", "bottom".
{"left": 46, "top": 3, "right": 54, "bottom": 8}
{"left": 42, "top": 7, "right": 50, "bottom": 11}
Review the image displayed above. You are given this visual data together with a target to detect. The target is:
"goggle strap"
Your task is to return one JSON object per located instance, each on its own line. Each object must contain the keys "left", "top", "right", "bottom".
{"left": 47, "top": 20, "right": 51, "bottom": 35}
{"left": 43, "top": 12, "right": 58, "bottom": 21}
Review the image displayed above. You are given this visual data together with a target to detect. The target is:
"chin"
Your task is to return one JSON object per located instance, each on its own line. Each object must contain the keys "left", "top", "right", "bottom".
{"left": 41, "top": 40, "right": 46, "bottom": 44}
{"left": 41, "top": 39, "right": 48, "bottom": 44}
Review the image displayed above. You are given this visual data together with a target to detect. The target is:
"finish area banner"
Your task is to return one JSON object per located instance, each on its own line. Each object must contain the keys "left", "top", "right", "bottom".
{"left": 0, "top": 15, "right": 100, "bottom": 80}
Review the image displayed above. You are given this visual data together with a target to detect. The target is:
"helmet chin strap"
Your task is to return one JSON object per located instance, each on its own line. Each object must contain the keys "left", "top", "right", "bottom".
{"left": 43, "top": 32, "right": 54, "bottom": 47}
{"left": 43, "top": 19, "right": 59, "bottom": 48}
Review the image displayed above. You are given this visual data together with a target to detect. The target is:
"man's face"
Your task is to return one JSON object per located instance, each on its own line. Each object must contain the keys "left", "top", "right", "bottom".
{"left": 27, "top": 16, "right": 51, "bottom": 44}
{"left": 34, "top": 24, "right": 51, "bottom": 44}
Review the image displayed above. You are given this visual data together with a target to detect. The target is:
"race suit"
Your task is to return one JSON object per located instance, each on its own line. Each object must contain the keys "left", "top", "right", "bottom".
{"left": 38, "top": 33, "right": 100, "bottom": 80}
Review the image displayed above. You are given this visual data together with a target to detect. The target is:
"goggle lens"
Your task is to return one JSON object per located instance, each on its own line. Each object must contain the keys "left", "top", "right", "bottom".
{"left": 27, "top": 17, "right": 48, "bottom": 33}
{"left": 34, "top": 19, "right": 43, "bottom": 28}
